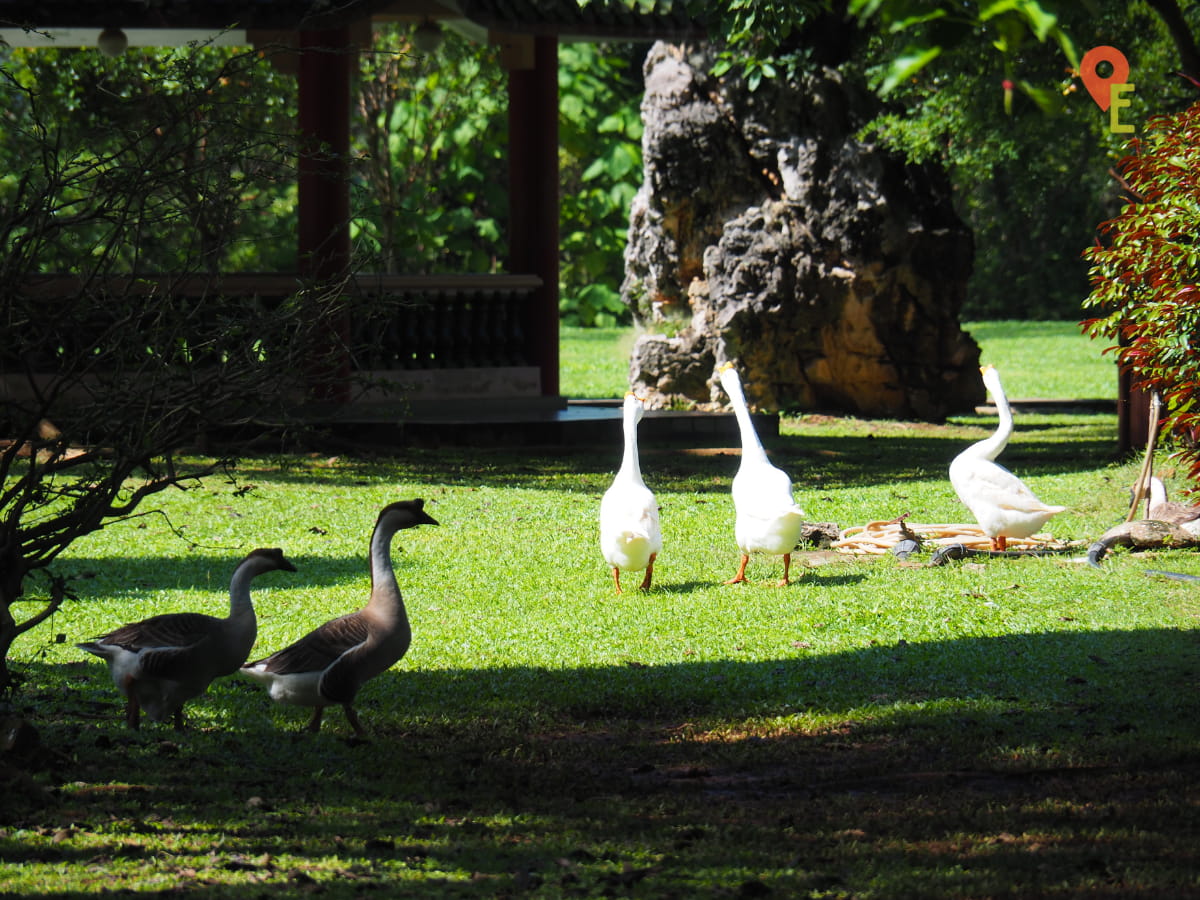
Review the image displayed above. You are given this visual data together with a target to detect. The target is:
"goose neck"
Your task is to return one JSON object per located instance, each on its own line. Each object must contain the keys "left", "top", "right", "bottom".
{"left": 367, "top": 522, "right": 404, "bottom": 614}
{"left": 227, "top": 564, "right": 258, "bottom": 620}
{"left": 727, "top": 383, "right": 769, "bottom": 465}
{"left": 617, "top": 411, "right": 644, "bottom": 484}
{"left": 978, "top": 380, "right": 1014, "bottom": 460}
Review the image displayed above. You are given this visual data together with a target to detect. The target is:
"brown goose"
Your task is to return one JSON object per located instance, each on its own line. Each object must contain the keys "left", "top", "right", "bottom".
{"left": 240, "top": 499, "right": 438, "bottom": 737}
{"left": 77, "top": 548, "right": 296, "bottom": 730}
{"left": 1148, "top": 477, "right": 1200, "bottom": 535}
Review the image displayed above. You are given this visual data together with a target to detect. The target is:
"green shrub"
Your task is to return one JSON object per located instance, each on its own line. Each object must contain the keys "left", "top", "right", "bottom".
{"left": 1083, "top": 100, "right": 1200, "bottom": 482}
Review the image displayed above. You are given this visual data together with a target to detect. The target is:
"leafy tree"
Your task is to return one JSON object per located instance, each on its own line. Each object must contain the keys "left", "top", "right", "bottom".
{"left": 1082, "top": 101, "right": 1200, "bottom": 481}
{"left": 0, "top": 42, "right": 298, "bottom": 273}
{"left": 857, "top": 4, "right": 1192, "bottom": 318}
{"left": 350, "top": 25, "right": 508, "bottom": 274}
{"left": 0, "top": 46, "right": 350, "bottom": 692}
{"left": 558, "top": 42, "right": 646, "bottom": 326}
{"left": 666, "top": 0, "right": 1199, "bottom": 319}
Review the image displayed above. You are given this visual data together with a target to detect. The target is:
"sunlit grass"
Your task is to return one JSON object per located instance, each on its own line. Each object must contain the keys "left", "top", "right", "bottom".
{"left": 5, "top": 329, "right": 1196, "bottom": 898}
{"left": 561, "top": 320, "right": 1117, "bottom": 401}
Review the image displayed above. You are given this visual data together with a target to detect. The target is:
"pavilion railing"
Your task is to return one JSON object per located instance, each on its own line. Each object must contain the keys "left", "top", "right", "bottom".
{"left": 350, "top": 274, "right": 540, "bottom": 370}
{"left": 10, "top": 272, "right": 542, "bottom": 375}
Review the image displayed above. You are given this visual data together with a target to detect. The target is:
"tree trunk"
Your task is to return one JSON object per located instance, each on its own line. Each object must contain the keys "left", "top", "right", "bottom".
{"left": 1145, "top": 0, "right": 1200, "bottom": 84}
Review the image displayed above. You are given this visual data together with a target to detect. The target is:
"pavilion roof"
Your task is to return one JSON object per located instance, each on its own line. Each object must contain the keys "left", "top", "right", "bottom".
{"left": 0, "top": 0, "right": 707, "bottom": 38}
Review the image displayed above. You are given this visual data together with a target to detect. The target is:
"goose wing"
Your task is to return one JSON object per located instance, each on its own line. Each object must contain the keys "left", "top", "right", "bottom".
{"left": 960, "top": 460, "right": 1061, "bottom": 514}
{"left": 135, "top": 643, "right": 215, "bottom": 681}
{"left": 601, "top": 481, "right": 661, "bottom": 542}
{"left": 250, "top": 611, "right": 370, "bottom": 676}
{"left": 317, "top": 641, "right": 376, "bottom": 705}
{"left": 93, "top": 612, "right": 221, "bottom": 652}
{"left": 733, "top": 461, "right": 800, "bottom": 518}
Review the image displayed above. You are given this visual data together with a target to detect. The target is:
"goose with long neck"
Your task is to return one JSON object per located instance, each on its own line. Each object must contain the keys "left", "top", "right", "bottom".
{"left": 718, "top": 362, "right": 806, "bottom": 585}
{"left": 241, "top": 499, "right": 438, "bottom": 737}
{"left": 600, "top": 392, "right": 662, "bottom": 593}
{"left": 78, "top": 548, "right": 296, "bottom": 729}
{"left": 949, "top": 365, "right": 1067, "bottom": 550}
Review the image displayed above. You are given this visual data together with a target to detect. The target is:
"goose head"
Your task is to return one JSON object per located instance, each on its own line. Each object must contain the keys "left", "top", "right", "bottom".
{"left": 622, "top": 391, "right": 645, "bottom": 425}
{"left": 377, "top": 498, "right": 440, "bottom": 531}
{"left": 980, "top": 363, "right": 1003, "bottom": 398}
{"left": 718, "top": 361, "right": 743, "bottom": 401}
{"left": 241, "top": 547, "right": 298, "bottom": 576}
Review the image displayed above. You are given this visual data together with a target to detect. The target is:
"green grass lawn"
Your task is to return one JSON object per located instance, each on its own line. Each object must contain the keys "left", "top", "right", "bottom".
{"left": 3, "top": 320, "right": 1196, "bottom": 898}
{"left": 561, "top": 320, "right": 1116, "bottom": 400}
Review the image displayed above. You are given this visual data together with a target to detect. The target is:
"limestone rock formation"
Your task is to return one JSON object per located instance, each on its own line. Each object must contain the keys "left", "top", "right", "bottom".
{"left": 622, "top": 42, "right": 983, "bottom": 419}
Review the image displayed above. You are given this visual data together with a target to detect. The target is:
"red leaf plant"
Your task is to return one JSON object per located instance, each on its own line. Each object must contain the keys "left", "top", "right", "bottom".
{"left": 1082, "top": 101, "right": 1200, "bottom": 486}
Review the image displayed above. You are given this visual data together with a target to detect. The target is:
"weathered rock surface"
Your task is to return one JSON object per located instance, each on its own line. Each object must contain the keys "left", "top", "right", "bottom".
{"left": 622, "top": 42, "right": 983, "bottom": 419}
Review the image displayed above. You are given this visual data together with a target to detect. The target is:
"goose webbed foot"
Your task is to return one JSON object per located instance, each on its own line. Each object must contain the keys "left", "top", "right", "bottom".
{"left": 724, "top": 554, "right": 750, "bottom": 585}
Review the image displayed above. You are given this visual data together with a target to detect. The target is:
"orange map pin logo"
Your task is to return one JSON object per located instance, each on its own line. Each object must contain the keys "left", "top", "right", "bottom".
{"left": 1081, "top": 45, "right": 1135, "bottom": 133}
{"left": 1080, "top": 45, "right": 1130, "bottom": 111}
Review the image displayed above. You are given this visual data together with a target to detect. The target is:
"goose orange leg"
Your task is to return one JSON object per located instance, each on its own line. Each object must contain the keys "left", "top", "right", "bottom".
{"left": 777, "top": 552, "right": 793, "bottom": 587}
{"left": 639, "top": 553, "right": 657, "bottom": 591}
{"left": 123, "top": 676, "right": 140, "bottom": 729}
{"left": 991, "top": 536, "right": 1008, "bottom": 551}
{"left": 611, "top": 566, "right": 623, "bottom": 594}
{"left": 125, "top": 697, "right": 140, "bottom": 730}
{"left": 344, "top": 705, "right": 367, "bottom": 739}
{"left": 725, "top": 554, "right": 750, "bottom": 585}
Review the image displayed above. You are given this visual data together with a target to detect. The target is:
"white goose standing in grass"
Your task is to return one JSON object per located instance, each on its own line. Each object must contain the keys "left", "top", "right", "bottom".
{"left": 77, "top": 548, "right": 296, "bottom": 730}
{"left": 600, "top": 392, "right": 662, "bottom": 593}
{"left": 949, "top": 364, "right": 1067, "bottom": 550}
{"left": 718, "top": 362, "right": 806, "bottom": 585}
{"left": 240, "top": 499, "right": 438, "bottom": 737}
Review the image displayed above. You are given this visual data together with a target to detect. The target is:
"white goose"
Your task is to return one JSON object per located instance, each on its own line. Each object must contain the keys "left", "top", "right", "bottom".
{"left": 240, "top": 499, "right": 438, "bottom": 737}
{"left": 718, "top": 362, "right": 806, "bottom": 585}
{"left": 600, "top": 392, "right": 662, "bottom": 593}
{"left": 949, "top": 364, "right": 1066, "bottom": 550}
{"left": 77, "top": 547, "right": 296, "bottom": 730}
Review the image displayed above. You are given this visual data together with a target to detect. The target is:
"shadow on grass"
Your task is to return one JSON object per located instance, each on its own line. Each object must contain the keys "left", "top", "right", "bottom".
{"left": 53, "top": 552, "right": 402, "bottom": 605}
{"left": 36, "top": 625, "right": 1198, "bottom": 753}
{"left": 11, "top": 624, "right": 1200, "bottom": 897}
{"left": 226, "top": 412, "right": 1121, "bottom": 495}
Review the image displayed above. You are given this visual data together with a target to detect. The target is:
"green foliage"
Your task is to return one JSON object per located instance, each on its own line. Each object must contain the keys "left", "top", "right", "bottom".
{"left": 350, "top": 26, "right": 508, "bottom": 274}
{"left": 850, "top": 0, "right": 1080, "bottom": 97}
{"left": 697, "top": 0, "right": 825, "bottom": 89}
{"left": 558, "top": 43, "right": 646, "bottom": 326}
{"left": 1083, "top": 100, "right": 1200, "bottom": 485}
{"left": 350, "top": 30, "right": 643, "bottom": 326}
{"left": 0, "top": 43, "right": 299, "bottom": 273}
{"left": 858, "top": 3, "right": 1189, "bottom": 319}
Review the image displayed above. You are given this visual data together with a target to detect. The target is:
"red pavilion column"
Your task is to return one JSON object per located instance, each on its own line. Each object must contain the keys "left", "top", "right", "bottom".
{"left": 298, "top": 27, "right": 353, "bottom": 402}
{"left": 506, "top": 34, "right": 560, "bottom": 398}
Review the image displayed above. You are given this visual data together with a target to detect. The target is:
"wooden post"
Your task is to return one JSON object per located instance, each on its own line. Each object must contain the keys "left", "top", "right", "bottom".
{"left": 1117, "top": 334, "right": 1152, "bottom": 454}
{"left": 298, "top": 28, "right": 352, "bottom": 401}
{"left": 506, "top": 34, "right": 560, "bottom": 398}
